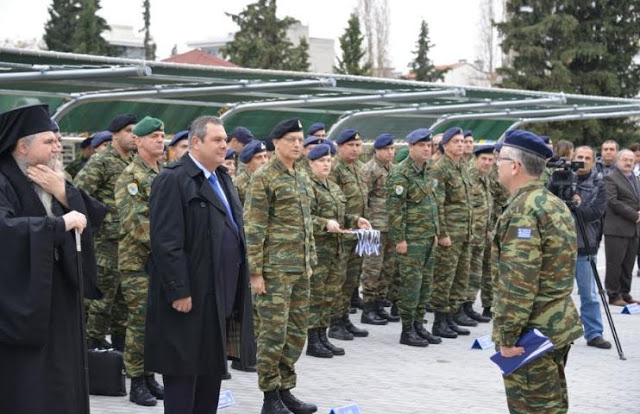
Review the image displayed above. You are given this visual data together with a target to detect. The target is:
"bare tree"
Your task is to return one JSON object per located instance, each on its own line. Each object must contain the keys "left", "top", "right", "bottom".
{"left": 475, "top": 0, "right": 505, "bottom": 85}
{"left": 358, "top": 0, "right": 391, "bottom": 77}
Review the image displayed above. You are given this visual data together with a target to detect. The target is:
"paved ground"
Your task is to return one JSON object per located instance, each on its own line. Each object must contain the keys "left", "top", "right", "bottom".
{"left": 91, "top": 248, "right": 640, "bottom": 414}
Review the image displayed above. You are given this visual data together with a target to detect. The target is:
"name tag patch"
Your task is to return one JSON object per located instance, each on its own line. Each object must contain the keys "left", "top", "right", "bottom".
{"left": 517, "top": 228, "right": 532, "bottom": 239}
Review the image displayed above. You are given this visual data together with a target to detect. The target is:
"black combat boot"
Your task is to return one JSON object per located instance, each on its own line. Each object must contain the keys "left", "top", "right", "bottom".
{"left": 390, "top": 302, "right": 399, "bottom": 319}
{"left": 280, "top": 389, "right": 318, "bottom": 414}
{"left": 399, "top": 323, "right": 429, "bottom": 347}
{"left": 129, "top": 376, "right": 157, "bottom": 406}
{"left": 87, "top": 336, "right": 112, "bottom": 350}
{"left": 350, "top": 287, "right": 364, "bottom": 310}
{"left": 376, "top": 300, "right": 399, "bottom": 322}
{"left": 463, "top": 301, "right": 491, "bottom": 323}
{"left": 318, "top": 327, "right": 345, "bottom": 356}
{"left": 380, "top": 298, "right": 392, "bottom": 307}
{"left": 111, "top": 332, "right": 126, "bottom": 352}
{"left": 413, "top": 320, "right": 442, "bottom": 344}
{"left": 343, "top": 315, "right": 369, "bottom": 337}
{"left": 447, "top": 312, "right": 470, "bottom": 335}
{"left": 431, "top": 311, "right": 458, "bottom": 339}
{"left": 144, "top": 374, "right": 164, "bottom": 400}
{"left": 328, "top": 317, "right": 354, "bottom": 341}
{"left": 482, "top": 307, "right": 492, "bottom": 319}
{"left": 453, "top": 305, "right": 478, "bottom": 327}
{"left": 361, "top": 302, "right": 388, "bottom": 325}
{"left": 261, "top": 390, "right": 292, "bottom": 414}
{"left": 306, "top": 329, "right": 333, "bottom": 358}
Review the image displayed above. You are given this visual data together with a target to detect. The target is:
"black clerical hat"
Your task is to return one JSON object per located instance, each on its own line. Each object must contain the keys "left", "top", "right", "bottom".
{"left": 0, "top": 104, "right": 52, "bottom": 155}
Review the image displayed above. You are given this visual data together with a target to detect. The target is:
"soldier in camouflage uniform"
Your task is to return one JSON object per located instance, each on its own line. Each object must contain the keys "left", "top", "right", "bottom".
{"left": 328, "top": 129, "right": 370, "bottom": 340}
{"left": 306, "top": 144, "right": 371, "bottom": 358}
{"left": 233, "top": 140, "right": 268, "bottom": 206}
{"left": 65, "top": 137, "right": 94, "bottom": 178}
{"left": 75, "top": 113, "right": 137, "bottom": 351}
{"left": 360, "top": 133, "right": 398, "bottom": 325}
{"left": 430, "top": 127, "right": 476, "bottom": 339}
{"left": 492, "top": 130, "right": 583, "bottom": 414}
{"left": 462, "top": 145, "right": 494, "bottom": 323}
{"left": 114, "top": 116, "right": 165, "bottom": 406}
{"left": 462, "top": 130, "right": 475, "bottom": 167}
{"left": 244, "top": 118, "right": 318, "bottom": 414}
{"left": 387, "top": 129, "right": 442, "bottom": 347}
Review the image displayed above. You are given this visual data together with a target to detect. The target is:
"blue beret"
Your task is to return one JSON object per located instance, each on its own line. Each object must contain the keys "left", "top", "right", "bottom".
{"left": 503, "top": 130, "right": 553, "bottom": 159}
{"left": 307, "top": 143, "right": 332, "bottom": 161}
{"left": 91, "top": 131, "right": 112, "bottom": 148}
{"left": 405, "top": 128, "right": 433, "bottom": 144}
{"left": 539, "top": 135, "right": 551, "bottom": 144}
{"left": 463, "top": 130, "right": 473, "bottom": 138}
{"left": 473, "top": 144, "right": 495, "bottom": 156}
{"left": 374, "top": 133, "right": 395, "bottom": 149}
{"left": 335, "top": 129, "right": 360, "bottom": 145}
{"left": 269, "top": 118, "right": 303, "bottom": 140}
{"left": 307, "top": 122, "right": 325, "bottom": 136}
{"left": 239, "top": 140, "right": 268, "bottom": 163}
{"left": 225, "top": 148, "right": 237, "bottom": 160}
{"left": 228, "top": 126, "right": 254, "bottom": 144}
{"left": 50, "top": 118, "right": 59, "bottom": 133}
{"left": 326, "top": 140, "right": 337, "bottom": 155}
{"left": 107, "top": 113, "right": 137, "bottom": 133}
{"left": 304, "top": 136, "right": 324, "bottom": 147}
{"left": 441, "top": 127, "right": 464, "bottom": 146}
{"left": 80, "top": 137, "right": 93, "bottom": 148}
{"left": 169, "top": 130, "right": 189, "bottom": 147}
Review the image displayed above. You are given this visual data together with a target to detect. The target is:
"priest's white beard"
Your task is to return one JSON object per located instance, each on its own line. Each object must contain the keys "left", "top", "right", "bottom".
{"left": 16, "top": 155, "right": 59, "bottom": 218}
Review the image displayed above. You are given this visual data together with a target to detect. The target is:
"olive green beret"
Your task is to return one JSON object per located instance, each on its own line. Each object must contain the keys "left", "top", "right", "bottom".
{"left": 132, "top": 116, "right": 164, "bottom": 137}
{"left": 394, "top": 146, "right": 409, "bottom": 163}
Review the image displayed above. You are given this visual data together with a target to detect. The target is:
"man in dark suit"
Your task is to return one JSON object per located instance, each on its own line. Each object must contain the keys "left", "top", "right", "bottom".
{"left": 145, "top": 115, "right": 253, "bottom": 414}
{"left": 603, "top": 149, "right": 640, "bottom": 306}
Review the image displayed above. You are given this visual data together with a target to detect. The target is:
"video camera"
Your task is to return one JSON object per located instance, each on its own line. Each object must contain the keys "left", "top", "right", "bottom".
{"left": 546, "top": 158, "right": 585, "bottom": 203}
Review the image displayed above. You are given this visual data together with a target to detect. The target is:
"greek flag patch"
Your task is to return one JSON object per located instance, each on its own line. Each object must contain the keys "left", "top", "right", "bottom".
{"left": 517, "top": 228, "right": 532, "bottom": 239}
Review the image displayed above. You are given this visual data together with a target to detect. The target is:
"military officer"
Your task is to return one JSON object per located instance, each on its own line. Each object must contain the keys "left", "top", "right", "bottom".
{"left": 226, "top": 126, "right": 254, "bottom": 153}
{"left": 233, "top": 140, "right": 268, "bottom": 205}
{"left": 168, "top": 130, "right": 189, "bottom": 161}
{"left": 302, "top": 136, "right": 324, "bottom": 157}
{"left": 307, "top": 122, "right": 327, "bottom": 139}
{"left": 224, "top": 148, "right": 237, "bottom": 176}
{"left": 114, "top": 116, "right": 165, "bottom": 406}
{"left": 462, "top": 130, "right": 475, "bottom": 165}
{"left": 90, "top": 130, "right": 113, "bottom": 153}
{"left": 65, "top": 137, "right": 94, "bottom": 178}
{"left": 492, "top": 130, "right": 583, "bottom": 413}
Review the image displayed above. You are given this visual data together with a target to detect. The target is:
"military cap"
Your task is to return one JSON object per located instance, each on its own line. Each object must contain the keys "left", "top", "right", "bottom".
{"left": 169, "top": 130, "right": 189, "bottom": 147}
{"left": 405, "top": 128, "right": 433, "bottom": 144}
{"left": 326, "top": 139, "right": 337, "bottom": 155}
{"left": 80, "top": 137, "right": 93, "bottom": 148}
{"left": 269, "top": 118, "right": 303, "bottom": 140}
{"left": 303, "top": 136, "right": 324, "bottom": 147}
{"left": 228, "top": 126, "right": 254, "bottom": 144}
{"left": 132, "top": 116, "right": 164, "bottom": 137}
{"left": 335, "top": 129, "right": 360, "bottom": 145}
{"left": 239, "top": 140, "right": 268, "bottom": 163}
{"left": 441, "top": 127, "right": 464, "bottom": 146}
{"left": 307, "top": 122, "right": 325, "bottom": 136}
{"left": 540, "top": 135, "right": 551, "bottom": 144}
{"left": 502, "top": 130, "right": 553, "bottom": 159}
{"left": 463, "top": 130, "right": 473, "bottom": 138}
{"left": 374, "top": 133, "right": 395, "bottom": 149}
{"left": 107, "top": 113, "right": 137, "bottom": 133}
{"left": 307, "top": 143, "right": 333, "bottom": 160}
{"left": 50, "top": 118, "right": 60, "bottom": 133}
{"left": 90, "top": 131, "right": 113, "bottom": 148}
{"left": 225, "top": 148, "right": 237, "bottom": 160}
{"left": 473, "top": 144, "right": 495, "bottom": 156}
{"left": 394, "top": 146, "right": 410, "bottom": 163}
{"left": 264, "top": 138, "right": 275, "bottom": 152}
{"left": 0, "top": 104, "right": 52, "bottom": 155}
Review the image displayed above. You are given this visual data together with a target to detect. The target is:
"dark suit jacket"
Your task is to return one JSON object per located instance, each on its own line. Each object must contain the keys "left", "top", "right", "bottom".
{"left": 145, "top": 154, "right": 253, "bottom": 376}
{"left": 603, "top": 167, "right": 640, "bottom": 238}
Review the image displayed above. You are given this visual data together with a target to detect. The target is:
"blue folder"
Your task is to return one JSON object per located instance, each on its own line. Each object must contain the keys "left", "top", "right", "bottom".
{"left": 490, "top": 329, "right": 554, "bottom": 376}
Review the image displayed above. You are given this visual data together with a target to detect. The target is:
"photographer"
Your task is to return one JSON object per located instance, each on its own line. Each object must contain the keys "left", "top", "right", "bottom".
{"left": 571, "top": 146, "right": 612, "bottom": 349}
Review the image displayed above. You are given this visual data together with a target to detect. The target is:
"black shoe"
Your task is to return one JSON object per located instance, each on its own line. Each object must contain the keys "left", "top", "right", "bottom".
{"left": 361, "top": 302, "right": 388, "bottom": 325}
{"left": 431, "top": 312, "right": 458, "bottom": 339}
{"left": 262, "top": 390, "right": 293, "bottom": 414}
{"left": 587, "top": 336, "right": 612, "bottom": 349}
{"left": 231, "top": 358, "right": 257, "bottom": 372}
{"left": 328, "top": 318, "right": 354, "bottom": 341}
{"left": 144, "top": 374, "right": 164, "bottom": 400}
{"left": 280, "top": 389, "right": 317, "bottom": 414}
{"left": 447, "top": 312, "right": 470, "bottom": 335}
{"left": 221, "top": 370, "right": 232, "bottom": 380}
{"left": 350, "top": 288, "right": 364, "bottom": 310}
{"left": 413, "top": 320, "right": 442, "bottom": 344}
{"left": 453, "top": 305, "right": 478, "bottom": 327}
{"left": 463, "top": 302, "right": 491, "bottom": 323}
{"left": 306, "top": 329, "right": 333, "bottom": 358}
{"left": 318, "top": 327, "right": 345, "bottom": 356}
{"left": 129, "top": 376, "right": 157, "bottom": 407}
{"left": 390, "top": 303, "right": 399, "bottom": 319}
{"left": 376, "top": 300, "right": 399, "bottom": 322}
{"left": 87, "top": 336, "right": 112, "bottom": 350}
{"left": 111, "top": 332, "right": 126, "bottom": 353}
{"left": 349, "top": 307, "right": 357, "bottom": 314}
{"left": 343, "top": 315, "right": 369, "bottom": 337}
{"left": 400, "top": 323, "right": 429, "bottom": 347}
{"left": 482, "top": 307, "right": 492, "bottom": 318}
{"left": 381, "top": 298, "right": 392, "bottom": 307}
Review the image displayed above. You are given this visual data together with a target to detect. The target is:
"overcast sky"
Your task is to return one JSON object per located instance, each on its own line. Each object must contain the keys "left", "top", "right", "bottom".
{"left": 0, "top": 0, "right": 491, "bottom": 73}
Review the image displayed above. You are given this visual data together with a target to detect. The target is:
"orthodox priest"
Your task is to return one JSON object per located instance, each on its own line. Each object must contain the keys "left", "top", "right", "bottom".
{"left": 0, "top": 104, "right": 106, "bottom": 414}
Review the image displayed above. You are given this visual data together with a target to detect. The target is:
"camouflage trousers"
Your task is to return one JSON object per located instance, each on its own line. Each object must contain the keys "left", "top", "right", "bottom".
{"left": 431, "top": 239, "right": 471, "bottom": 313}
{"left": 480, "top": 239, "right": 493, "bottom": 308}
{"left": 361, "top": 232, "right": 396, "bottom": 303}
{"left": 504, "top": 346, "right": 571, "bottom": 414}
{"left": 309, "top": 250, "right": 346, "bottom": 329}
{"left": 120, "top": 271, "right": 150, "bottom": 378}
{"left": 466, "top": 242, "right": 486, "bottom": 302}
{"left": 339, "top": 239, "right": 363, "bottom": 316}
{"left": 86, "top": 250, "right": 128, "bottom": 339}
{"left": 396, "top": 237, "right": 436, "bottom": 324}
{"left": 254, "top": 271, "right": 309, "bottom": 392}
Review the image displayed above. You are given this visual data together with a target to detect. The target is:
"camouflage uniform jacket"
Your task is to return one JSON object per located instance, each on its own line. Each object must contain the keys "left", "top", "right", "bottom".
{"left": 431, "top": 153, "right": 472, "bottom": 241}
{"left": 233, "top": 168, "right": 251, "bottom": 206}
{"left": 65, "top": 155, "right": 89, "bottom": 179}
{"left": 387, "top": 155, "right": 439, "bottom": 244}
{"left": 115, "top": 155, "right": 160, "bottom": 272}
{"left": 244, "top": 157, "right": 316, "bottom": 276}
{"left": 469, "top": 165, "right": 493, "bottom": 246}
{"left": 491, "top": 180, "right": 583, "bottom": 348}
{"left": 362, "top": 156, "right": 391, "bottom": 231}
{"left": 329, "top": 156, "right": 368, "bottom": 219}
{"left": 489, "top": 164, "right": 510, "bottom": 222}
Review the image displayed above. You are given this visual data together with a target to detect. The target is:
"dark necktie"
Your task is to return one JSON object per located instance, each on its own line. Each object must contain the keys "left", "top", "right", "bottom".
{"left": 208, "top": 173, "right": 239, "bottom": 234}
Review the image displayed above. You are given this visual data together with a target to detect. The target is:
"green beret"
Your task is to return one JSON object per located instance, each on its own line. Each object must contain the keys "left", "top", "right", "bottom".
{"left": 395, "top": 146, "right": 409, "bottom": 163}
{"left": 133, "top": 116, "right": 164, "bottom": 137}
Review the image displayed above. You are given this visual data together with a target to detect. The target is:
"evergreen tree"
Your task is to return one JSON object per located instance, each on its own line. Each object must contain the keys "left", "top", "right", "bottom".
{"left": 222, "top": 0, "right": 309, "bottom": 71}
{"left": 44, "top": 0, "right": 81, "bottom": 52}
{"left": 142, "top": 0, "right": 156, "bottom": 60}
{"left": 497, "top": 0, "right": 640, "bottom": 146}
{"left": 334, "top": 13, "right": 372, "bottom": 76}
{"left": 408, "top": 19, "right": 448, "bottom": 82}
